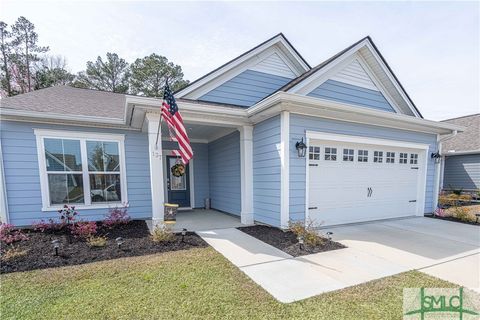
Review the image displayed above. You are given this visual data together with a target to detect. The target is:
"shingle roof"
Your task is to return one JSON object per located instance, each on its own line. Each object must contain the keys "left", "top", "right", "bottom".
{"left": 441, "top": 114, "right": 480, "bottom": 153}
{"left": 0, "top": 86, "right": 127, "bottom": 120}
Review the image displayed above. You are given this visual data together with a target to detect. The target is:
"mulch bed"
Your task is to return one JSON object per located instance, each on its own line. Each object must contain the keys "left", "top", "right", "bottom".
{"left": 237, "top": 225, "right": 345, "bottom": 257}
{"left": 0, "top": 220, "right": 207, "bottom": 274}
{"left": 426, "top": 215, "right": 479, "bottom": 226}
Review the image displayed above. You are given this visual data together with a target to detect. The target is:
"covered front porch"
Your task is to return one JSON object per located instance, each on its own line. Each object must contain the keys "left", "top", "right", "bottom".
{"left": 127, "top": 97, "right": 255, "bottom": 230}
{"left": 148, "top": 209, "right": 245, "bottom": 232}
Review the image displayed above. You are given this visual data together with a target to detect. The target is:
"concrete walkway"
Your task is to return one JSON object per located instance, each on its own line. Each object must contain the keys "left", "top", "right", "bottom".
{"left": 198, "top": 218, "right": 480, "bottom": 303}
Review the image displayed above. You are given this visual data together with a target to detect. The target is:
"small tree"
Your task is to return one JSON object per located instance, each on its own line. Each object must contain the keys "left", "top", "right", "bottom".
{"left": 11, "top": 16, "right": 49, "bottom": 92}
{"left": 74, "top": 52, "right": 129, "bottom": 93}
{"left": 129, "top": 53, "right": 189, "bottom": 97}
{"left": 0, "top": 21, "right": 13, "bottom": 96}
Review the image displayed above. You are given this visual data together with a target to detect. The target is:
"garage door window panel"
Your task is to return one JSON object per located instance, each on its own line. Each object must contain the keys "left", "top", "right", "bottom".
{"left": 386, "top": 152, "right": 395, "bottom": 163}
{"left": 325, "top": 147, "right": 337, "bottom": 161}
{"left": 400, "top": 153, "right": 408, "bottom": 164}
{"left": 374, "top": 151, "right": 384, "bottom": 163}
{"left": 343, "top": 149, "right": 354, "bottom": 162}
{"left": 358, "top": 150, "right": 368, "bottom": 162}
{"left": 309, "top": 146, "right": 320, "bottom": 160}
{"left": 410, "top": 153, "right": 419, "bottom": 164}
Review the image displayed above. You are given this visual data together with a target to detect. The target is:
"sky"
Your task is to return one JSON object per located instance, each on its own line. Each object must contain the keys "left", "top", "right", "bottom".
{"left": 1, "top": 1, "right": 479, "bottom": 120}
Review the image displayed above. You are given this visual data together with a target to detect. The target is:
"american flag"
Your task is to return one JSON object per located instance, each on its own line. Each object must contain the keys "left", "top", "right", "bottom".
{"left": 161, "top": 84, "right": 193, "bottom": 164}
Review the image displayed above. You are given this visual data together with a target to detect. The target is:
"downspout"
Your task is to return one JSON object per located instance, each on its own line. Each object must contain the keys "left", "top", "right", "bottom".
{"left": 432, "top": 130, "right": 458, "bottom": 210}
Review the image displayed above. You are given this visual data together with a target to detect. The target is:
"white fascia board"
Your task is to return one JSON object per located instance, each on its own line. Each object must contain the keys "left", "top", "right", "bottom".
{"left": 175, "top": 35, "right": 309, "bottom": 98}
{"left": 248, "top": 92, "right": 465, "bottom": 135}
{"left": 444, "top": 150, "right": 480, "bottom": 156}
{"left": 306, "top": 131, "right": 429, "bottom": 150}
{"left": 0, "top": 108, "right": 125, "bottom": 125}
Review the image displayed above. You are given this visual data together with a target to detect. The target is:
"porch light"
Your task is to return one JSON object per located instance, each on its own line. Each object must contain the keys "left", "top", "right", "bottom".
{"left": 181, "top": 228, "right": 187, "bottom": 242}
{"left": 297, "top": 235, "right": 304, "bottom": 250}
{"left": 51, "top": 239, "right": 60, "bottom": 256}
{"left": 295, "top": 138, "right": 307, "bottom": 158}
{"left": 115, "top": 237, "right": 124, "bottom": 249}
{"left": 431, "top": 151, "right": 441, "bottom": 163}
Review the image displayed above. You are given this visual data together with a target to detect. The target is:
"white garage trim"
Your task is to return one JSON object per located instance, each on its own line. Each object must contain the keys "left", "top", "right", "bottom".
{"left": 304, "top": 131, "right": 429, "bottom": 226}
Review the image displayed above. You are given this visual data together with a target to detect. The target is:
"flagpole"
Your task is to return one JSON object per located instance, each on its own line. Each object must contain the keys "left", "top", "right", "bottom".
{"left": 155, "top": 78, "right": 169, "bottom": 149}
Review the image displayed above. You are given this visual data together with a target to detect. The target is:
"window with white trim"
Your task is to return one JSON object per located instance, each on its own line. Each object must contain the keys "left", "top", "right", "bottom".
{"left": 358, "top": 150, "right": 368, "bottom": 162}
{"left": 399, "top": 153, "right": 408, "bottom": 164}
{"left": 309, "top": 146, "right": 320, "bottom": 160}
{"left": 386, "top": 152, "right": 395, "bottom": 163}
{"left": 373, "top": 151, "right": 383, "bottom": 163}
{"left": 36, "top": 130, "right": 127, "bottom": 209}
{"left": 324, "top": 147, "right": 337, "bottom": 161}
{"left": 343, "top": 148, "right": 354, "bottom": 162}
{"left": 410, "top": 153, "right": 419, "bottom": 164}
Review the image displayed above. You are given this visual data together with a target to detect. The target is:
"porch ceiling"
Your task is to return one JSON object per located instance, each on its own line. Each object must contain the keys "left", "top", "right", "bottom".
{"left": 161, "top": 122, "right": 236, "bottom": 143}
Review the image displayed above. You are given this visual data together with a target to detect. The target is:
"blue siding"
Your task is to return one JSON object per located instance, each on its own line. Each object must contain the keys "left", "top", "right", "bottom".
{"left": 443, "top": 154, "right": 480, "bottom": 190}
{"left": 308, "top": 79, "right": 395, "bottom": 112}
{"left": 208, "top": 131, "right": 241, "bottom": 215}
{"left": 162, "top": 141, "right": 210, "bottom": 208}
{"left": 1, "top": 121, "right": 152, "bottom": 226}
{"left": 199, "top": 70, "right": 292, "bottom": 107}
{"left": 253, "top": 116, "right": 281, "bottom": 227}
{"left": 289, "top": 114, "right": 438, "bottom": 221}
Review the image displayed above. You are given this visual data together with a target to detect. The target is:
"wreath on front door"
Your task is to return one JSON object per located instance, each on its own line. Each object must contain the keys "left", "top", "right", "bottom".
{"left": 171, "top": 163, "right": 186, "bottom": 177}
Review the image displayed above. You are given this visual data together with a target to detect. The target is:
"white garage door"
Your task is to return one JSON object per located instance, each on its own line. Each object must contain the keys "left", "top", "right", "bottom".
{"left": 308, "top": 137, "right": 427, "bottom": 226}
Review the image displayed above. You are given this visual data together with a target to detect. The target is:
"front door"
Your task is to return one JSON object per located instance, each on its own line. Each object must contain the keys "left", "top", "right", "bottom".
{"left": 166, "top": 155, "right": 191, "bottom": 208}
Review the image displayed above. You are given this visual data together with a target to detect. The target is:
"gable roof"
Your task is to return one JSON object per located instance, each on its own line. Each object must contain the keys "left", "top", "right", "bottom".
{"left": 0, "top": 86, "right": 127, "bottom": 120}
{"left": 269, "top": 36, "right": 423, "bottom": 118}
{"left": 175, "top": 33, "right": 311, "bottom": 99}
{"left": 441, "top": 114, "right": 480, "bottom": 153}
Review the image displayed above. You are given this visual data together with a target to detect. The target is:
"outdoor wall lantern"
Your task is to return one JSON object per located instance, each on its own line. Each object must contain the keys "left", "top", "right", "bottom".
{"left": 295, "top": 138, "right": 307, "bottom": 158}
{"left": 431, "top": 151, "right": 441, "bottom": 163}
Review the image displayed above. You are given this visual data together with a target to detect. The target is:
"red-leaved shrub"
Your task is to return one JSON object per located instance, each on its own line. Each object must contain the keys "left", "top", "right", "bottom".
{"left": 70, "top": 221, "right": 97, "bottom": 239}
{"left": 103, "top": 205, "right": 130, "bottom": 228}
{"left": 32, "top": 219, "right": 66, "bottom": 233}
{"left": 0, "top": 223, "right": 29, "bottom": 244}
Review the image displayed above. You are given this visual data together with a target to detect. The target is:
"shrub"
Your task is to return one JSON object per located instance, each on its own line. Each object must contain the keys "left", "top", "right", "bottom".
{"left": 452, "top": 206, "right": 476, "bottom": 223}
{"left": 70, "top": 221, "right": 97, "bottom": 239}
{"left": 0, "top": 223, "right": 29, "bottom": 244}
{"left": 32, "top": 219, "right": 66, "bottom": 233}
{"left": 1, "top": 246, "right": 29, "bottom": 261}
{"left": 86, "top": 236, "right": 107, "bottom": 248}
{"left": 104, "top": 205, "right": 130, "bottom": 228}
{"left": 58, "top": 204, "right": 78, "bottom": 225}
{"left": 289, "top": 220, "right": 324, "bottom": 247}
{"left": 151, "top": 224, "right": 175, "bottom": 243}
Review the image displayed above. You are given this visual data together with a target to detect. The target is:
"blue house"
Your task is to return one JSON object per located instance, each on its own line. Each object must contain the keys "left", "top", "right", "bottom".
{"left": 0, "top": 34, "right": 462, "bottom": 228}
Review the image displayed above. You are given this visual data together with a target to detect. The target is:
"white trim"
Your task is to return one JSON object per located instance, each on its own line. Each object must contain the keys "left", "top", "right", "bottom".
{"left": 444, "top": 150, "right": 480, "bottom": 156}
{"left": 305, "top": 131, "right": 430, "bottom": 151}
{"left": 33, "top": 129, "right": 128, "bottom": 212}
{"left": 286, "top": 38, "right": 421, "bottom": 117}
{"left": 433, "top": 130, "right": 459, "bottom": 208}
{"left": 239, "top": 125, "right": 254, "bottom": 224}
{"left": 280, "top": 111, "right": 290, "bottom": 228}
{"left": 162, "top": 149, "right": 195, "bottom": 210}
{"left": 304, "top": 136, "right": 310, "bottom": 225}
{"left": 247, "top": 92, "right": 464, "bottom": 135}
{"left": 146, "top": 113, "right": 165, "bottom": 225}
{"left": 1, "top": 108, "right": 125, "bottom": 124}
{"left": 175, "top": 34, "right": 309, "bottom": 98}
{"left": 0, "top": 139, "right": 9, "bottom": 223}
{"left": 304, "top": 131, "right": 429, "bottom": 223}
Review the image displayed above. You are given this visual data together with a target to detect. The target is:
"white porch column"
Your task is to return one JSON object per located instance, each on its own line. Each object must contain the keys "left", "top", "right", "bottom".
{"left": 146, "top": 113, "right": 165, "bottom": 226}
{"left": 280, "top": 111, "right": 290, "bottom": 229}
{"left": 239, "top": 125, "right": 254, "bottom": 224}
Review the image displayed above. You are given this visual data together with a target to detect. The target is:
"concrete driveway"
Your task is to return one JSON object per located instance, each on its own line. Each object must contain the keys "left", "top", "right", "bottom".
{"left": 323, "top": 217, "right": 480, "bottom": 291}
{"left": 199, "top": 217, "right": 479, "bottom": 303}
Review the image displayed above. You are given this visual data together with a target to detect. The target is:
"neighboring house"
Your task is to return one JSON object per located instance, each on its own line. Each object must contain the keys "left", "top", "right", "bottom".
{"left": 0, "top": 34, "right": 463, "bottom": 227}
{"left": 440, "top": 114, "right": 480, "bottom": 192}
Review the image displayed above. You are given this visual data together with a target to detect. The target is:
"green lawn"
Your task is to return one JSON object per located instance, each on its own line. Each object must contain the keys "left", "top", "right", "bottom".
{"left": 1, "top": 247, "right": 456, "bottom": 320}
